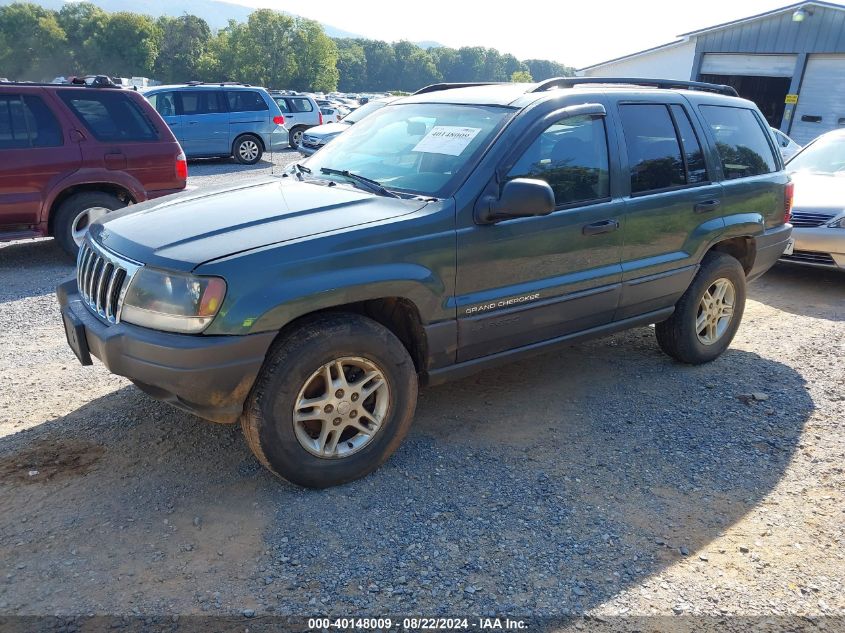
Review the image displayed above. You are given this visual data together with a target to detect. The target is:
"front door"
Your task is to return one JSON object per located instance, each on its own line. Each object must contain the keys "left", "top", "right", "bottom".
{"left": 147, "top": 91, "right": 182, "bottom": 143}
{"left": 0, "top": 92, "right": 80, "bottom": 231}
{"left": 456, "top": 109, "right": 624, "bottom": 362}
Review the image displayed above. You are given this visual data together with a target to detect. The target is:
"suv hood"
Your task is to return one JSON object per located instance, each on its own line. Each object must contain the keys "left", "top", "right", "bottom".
{"left": 91, "top": 177, "right": 427, "bottom": 270}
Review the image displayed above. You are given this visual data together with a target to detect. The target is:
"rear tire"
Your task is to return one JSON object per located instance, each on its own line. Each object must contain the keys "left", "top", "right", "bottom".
{"left": 54, "top": 191, "right": 126, "bottom": 258}
{"left": 233, "top": 134, "right": 263, "bottom": 165}
{"left": 241, "top": 313, "right": 418, "bottom": 488}
{"left": 289, "top": 126, "right": 306, "bottom": 149}
{"left": 655, "top": 252, "right": 746, "bottom": 364}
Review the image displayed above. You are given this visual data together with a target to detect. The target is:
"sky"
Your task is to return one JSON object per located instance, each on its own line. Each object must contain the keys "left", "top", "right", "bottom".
{"left": 222, "top": 0, "right": 813, "bottom": 68}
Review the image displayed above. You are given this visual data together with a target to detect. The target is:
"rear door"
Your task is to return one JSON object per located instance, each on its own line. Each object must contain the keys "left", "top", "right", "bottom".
{"left": 696, "top": 103, "right": 784, "bottom": 229}
{"left": 179, "top": 90, "right": 229, "bottom": 156}
{"left": 226, "top": 89, "right": 269, "bottom": 140}
{"left": 55, "top": 89, "right": 172, "bottom": 192}
{"left": 456, "top": 106, "right": 625, "bottom": 361}
{"left": 0, "top": 90, "right": 80, "bottom": 231}
{"left": 613, "top": 100, "right": 723, "bottom": 319}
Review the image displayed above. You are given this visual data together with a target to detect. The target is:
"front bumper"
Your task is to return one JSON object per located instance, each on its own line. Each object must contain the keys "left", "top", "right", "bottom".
{"left": 298, "top": 142, "right": 318, "bottom": 156}
{"left": 57, "top": 279, "right": 276, "bottom": 423}
{"left": 780, "top": 226, "right": 845, "bottom": 270}
{"left": 747, "top": 223, "right": 793, "bottom": 281}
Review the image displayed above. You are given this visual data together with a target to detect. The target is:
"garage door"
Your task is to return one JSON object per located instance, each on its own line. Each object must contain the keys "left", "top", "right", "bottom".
{"left": 790, "top": 55, "right": 845, "bottom": 145}
{"left": 700, "top": 54, "right": 796, "bottom": 77}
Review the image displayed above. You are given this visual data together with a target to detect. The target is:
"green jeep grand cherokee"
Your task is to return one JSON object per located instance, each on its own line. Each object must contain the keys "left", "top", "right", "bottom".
{"left": 58, "top": 78, "right": 793, "bottom": 488}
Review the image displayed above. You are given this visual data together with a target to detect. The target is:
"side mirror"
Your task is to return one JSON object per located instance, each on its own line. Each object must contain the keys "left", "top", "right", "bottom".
{"left": 475, "top": 178, "right": 556, "bottom": 224}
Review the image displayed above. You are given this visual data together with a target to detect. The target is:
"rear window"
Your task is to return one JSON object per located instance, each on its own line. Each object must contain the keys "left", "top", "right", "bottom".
{"left": 226, "top": 90, "right": 268, "bottom": 112}
{"left": 699, "top": 105, "right": 778, "bottom": 179}
{"left": 58, "top": 90, "right": 159, "bottom": 142}
{"left": 0, "top": 94, "right": 62, "bottom": 149}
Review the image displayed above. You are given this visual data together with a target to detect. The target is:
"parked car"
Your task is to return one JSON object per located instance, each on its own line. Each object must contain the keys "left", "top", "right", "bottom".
{"left": 299, "top": 97, "right": 397, "bottom": 156}
{"left": 780, "top": 128, "right": 845, "bottom": 270}
{"left": 58, "top": 78, "right": 791, "bottom": 488}
{"left": 771, "top": 127, "right": 801, "bottom": 161}
{"left": 142, "top": 83, "right": 288, "bottom": 164}
{"left": 0, "top": 81, "right": 186, "bottom": 257}
{"left": 268, "top": 93, "right": 322, "bottom": 147}
{"left": 319, "top": 106, "right": 343, "bottom": 123}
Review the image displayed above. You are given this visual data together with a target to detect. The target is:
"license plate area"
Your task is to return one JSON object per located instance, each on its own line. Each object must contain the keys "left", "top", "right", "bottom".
{"left": 783, "top": 237, "right": 795, "bottom": 256}
{"left": 63, "top": 307, "right": 93, "bottom": 366}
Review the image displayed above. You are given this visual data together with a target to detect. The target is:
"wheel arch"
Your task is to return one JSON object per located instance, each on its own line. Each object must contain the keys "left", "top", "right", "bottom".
{"left": 232, "top": 132, "right": 265, "bottom": 154}
{"left": 47, "top": 184, "right": 136, "bottom": 236}
{"left": 707, "top": 235, "right": 756, "bottom": 275}
{"left": 268, "top": 297, "right": 429, "bottom": 374}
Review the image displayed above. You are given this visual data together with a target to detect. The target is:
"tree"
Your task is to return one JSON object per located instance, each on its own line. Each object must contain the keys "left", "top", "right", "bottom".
{"left": 290, "top": 18, "right": 338, "bottom": 92}
{"left": 357, "top": 39, "right": 395, "bottom": 91}
{"left": 0, "top": 3, "right": 66, "bottom": 80}
{"left": 511, "top": 70, "right": 533, "bottom": 83}
{"left": 92, "top": 11, "right": 159, "bottom": 77}
{"left": 57, "top": 2, "right": 108, "bottom": 75}
{"left": 391, "top": 41, "right": 439, "bottom": 91}
{"left": 154, "top": 14, "right": 212, "bottom": 83}
{"left": 335, "top": 39, "right": 367, "bottom": 91}
{"left": 523, "top": 59, "right": 575, "bottom": 81}
{"left": 227, "top": 10, "right": 297, "bottom": 88}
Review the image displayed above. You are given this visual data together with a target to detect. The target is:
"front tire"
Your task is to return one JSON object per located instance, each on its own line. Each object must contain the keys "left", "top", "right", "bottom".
{"left": 241, "top": 313, "right": 418, "bottom": 488}
{"left": 233, "top": 134, "right": 263, "bottom": 165}
{"left": 54, "top": 191, "right": 126, "bottom": 258}
{"left": 655, "top": 252, "right": 746, "bottom": 364}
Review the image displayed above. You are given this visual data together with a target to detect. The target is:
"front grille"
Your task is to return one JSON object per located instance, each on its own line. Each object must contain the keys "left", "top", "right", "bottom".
{"left": 781, "top": 250, "right": 837, "bottom": 266}
{"left": 790, "top": 210, "right": 836, "bottom": 228}
{"left": 76, "top": 240, "right": 140, "bottom": 323}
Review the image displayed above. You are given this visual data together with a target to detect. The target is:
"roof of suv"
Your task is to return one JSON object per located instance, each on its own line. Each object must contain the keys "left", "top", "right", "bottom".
{"left": 402, "top": 77, "right": 744, "bottom": 109}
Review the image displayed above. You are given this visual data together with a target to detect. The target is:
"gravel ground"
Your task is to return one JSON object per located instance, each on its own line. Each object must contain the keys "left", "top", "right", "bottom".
{"left": 0, "top": 156, "right": 843, "bottom": 627}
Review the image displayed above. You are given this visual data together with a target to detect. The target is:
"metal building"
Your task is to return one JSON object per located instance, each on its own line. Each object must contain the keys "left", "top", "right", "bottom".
{"left": 578, "top": 1, "right": 845, "bottom": 144}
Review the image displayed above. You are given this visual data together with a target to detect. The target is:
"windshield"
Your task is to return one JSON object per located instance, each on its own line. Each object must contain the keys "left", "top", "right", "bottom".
{"left": 303, "top": 102, "right": 515, "bottom": 197}
{"left": 344, "top": 100, "right": 389, "bottom": 123}
{"left": 787, "top": 134, "right": 845, "bottom": 175}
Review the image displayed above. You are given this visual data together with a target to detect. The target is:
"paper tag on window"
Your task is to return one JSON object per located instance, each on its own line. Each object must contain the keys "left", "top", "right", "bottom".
{"left": 412, "top": 126, "right": 482, "bottom": 156}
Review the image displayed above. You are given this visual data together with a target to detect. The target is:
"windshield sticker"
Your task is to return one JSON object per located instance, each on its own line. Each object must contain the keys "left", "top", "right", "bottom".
{"left": 412, "top": 126, "right": 482, "bottom": 156}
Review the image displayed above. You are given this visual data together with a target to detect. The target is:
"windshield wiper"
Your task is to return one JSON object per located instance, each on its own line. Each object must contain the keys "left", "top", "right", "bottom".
{"left": 290, "top": 162, "right": 312, "bottom": 180}
{"left": 319, "top": 168, "right": 400, "bottom": 198}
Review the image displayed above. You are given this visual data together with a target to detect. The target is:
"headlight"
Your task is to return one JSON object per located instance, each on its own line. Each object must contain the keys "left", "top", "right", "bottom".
{"left": 121, "top": 268, "right": 226, "bottom": 334}
{"left": 826, "top": 216, "right": 845, "bottom": 228}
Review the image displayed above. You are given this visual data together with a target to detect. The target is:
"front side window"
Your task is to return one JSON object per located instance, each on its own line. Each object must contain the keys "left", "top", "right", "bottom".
{"left": 699, "top": 105, "right": 778, "bottom": 180}
{"left": 226, "top": 90, "right": 268, "bottom": 112}
{"left": 274, "top": 98, "right": 291, "bottom": 113}
{"left": 148, "top": 91, "right": 177, "bottom": 117}
{"left": 506, "top": 114, "right": 610, "bottom": 206}
{"left": 620, "top": 104, "right": 685, "bottom": 194}
{"left": 303, "top": 103, "right": 515, "bottom": 197}
{"left": 58, "top": 90, "right": 158, "bottom": 142}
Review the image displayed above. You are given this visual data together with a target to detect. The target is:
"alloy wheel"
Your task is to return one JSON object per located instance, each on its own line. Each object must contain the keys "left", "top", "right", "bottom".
{"left": 696, "top": 278, "right": 736, "bottom": 345}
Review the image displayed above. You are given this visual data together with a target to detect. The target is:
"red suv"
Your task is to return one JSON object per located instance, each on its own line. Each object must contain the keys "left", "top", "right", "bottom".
{"left": 0, "top": 81, "right": 187, "bottom": 256}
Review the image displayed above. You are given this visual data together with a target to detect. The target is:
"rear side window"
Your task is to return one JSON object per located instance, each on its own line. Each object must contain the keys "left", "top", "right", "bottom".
{"left": 507, "top": 114, "right": 610, "bottom": 206}
{"left": 699, "top": 105, "right": 778, "bottom": 179}
{"left": 289, "top": 97, "right": 314, "bottom": 113}
{"left": 0, "top": 94, "right": 62, "bottom": 149}
{"left": 58, "top": 90, "right": 159, "bottom": 142}
{"left": 226, "top": 90, "right": 268, "bottom": 112}
{"left": 670, "top": 105, "right": 707, "bottom": 184}
{"left": 180, "top": 90, "right": 226, "bottom": 115}
{"left": 620, "top": 104, "right": 685, "bottom": 194}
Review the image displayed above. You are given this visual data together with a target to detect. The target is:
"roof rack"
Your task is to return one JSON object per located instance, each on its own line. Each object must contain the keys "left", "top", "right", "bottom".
{"left": 531, "top": 76, "right": 739, "bottom": 97}
{"left": 185, "top": 81, "right": 252, "bottom": 87}
{"left": 413, "top": 82, "right": 505, "bottom": 95}
{"left": 0, "top": 75, "right": 123, "bottom": 89}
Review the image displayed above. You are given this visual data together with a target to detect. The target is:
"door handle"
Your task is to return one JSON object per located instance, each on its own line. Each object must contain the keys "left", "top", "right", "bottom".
{"left": 582, "top": 219, "right": 619, "bottom": 236}
{"left": 694, "top": 199, "right": 721, "bottom": 213}
{"left": 188, "top": 121, "right": 199, "bottom": 125}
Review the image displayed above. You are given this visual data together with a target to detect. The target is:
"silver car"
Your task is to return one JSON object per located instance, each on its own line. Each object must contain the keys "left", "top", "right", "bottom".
{"left": 780, "top": 129, "right": 845, "bottom": 271}
{"left": 771, "top": 127, "right": 801, "bottom": 162}
{"left": 299, "top": 97, "right": 398, "bottom": 156}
